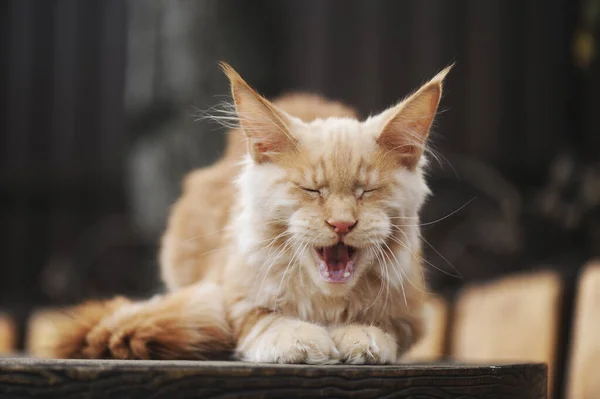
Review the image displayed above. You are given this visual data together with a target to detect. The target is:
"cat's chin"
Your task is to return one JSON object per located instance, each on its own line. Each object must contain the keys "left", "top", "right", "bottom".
{"left": 312, "top": 243, "right": 358, "bottom": 284}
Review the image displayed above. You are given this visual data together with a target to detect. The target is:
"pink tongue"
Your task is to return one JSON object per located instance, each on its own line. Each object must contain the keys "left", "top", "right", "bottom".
{"left": 323, "top": 243, "right": 350, "bottom": 271}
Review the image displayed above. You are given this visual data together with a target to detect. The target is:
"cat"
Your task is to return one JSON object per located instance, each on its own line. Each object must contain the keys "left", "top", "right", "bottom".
{"left": 38, "top": 63, "right": 451, "bottom": 364}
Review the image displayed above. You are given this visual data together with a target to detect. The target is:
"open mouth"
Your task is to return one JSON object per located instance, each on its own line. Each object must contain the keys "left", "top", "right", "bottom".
{"left": 314, "top": 242, "right": 358, "bottom": 284}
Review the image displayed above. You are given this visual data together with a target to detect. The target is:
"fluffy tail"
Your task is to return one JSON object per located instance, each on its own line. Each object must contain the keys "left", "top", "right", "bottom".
{"left": 28, "top": 283, "right": 234, "bottom": 360}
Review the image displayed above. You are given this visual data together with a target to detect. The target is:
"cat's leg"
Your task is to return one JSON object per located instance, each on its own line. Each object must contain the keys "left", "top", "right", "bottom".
{"left": 30, "top": 296, "right": 132, "bottom": 359}
{"left": 330, "top": 318, "right": 422, "bottom": 364}
{"left": 43, "top": 282, "right": 233, "bottom": 360}
{"left": 235, "top": 311, "right": 340, "bottom": 364}
{"left": 86, "top": 282, "right": 233, "bottom": 360}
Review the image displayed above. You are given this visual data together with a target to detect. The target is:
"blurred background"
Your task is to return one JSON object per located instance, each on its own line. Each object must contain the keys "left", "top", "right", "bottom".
{"left": 1, "top": 0, "right": 600, "bottom": 396}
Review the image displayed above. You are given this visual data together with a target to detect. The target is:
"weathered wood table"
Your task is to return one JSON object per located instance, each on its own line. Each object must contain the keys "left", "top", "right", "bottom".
{"left": 0, "top": 358, "right": 546, "bottom": 399}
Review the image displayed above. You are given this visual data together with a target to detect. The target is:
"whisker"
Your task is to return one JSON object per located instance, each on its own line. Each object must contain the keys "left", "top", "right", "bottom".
{"left": 391, "top": 198, "right": 475, "bottom": 228}
{"left": 263, "top": 231, "right": 293, "bottom": 257}
{"left": 388, "top": 232, "right": 462, "bottom": 279}
{"left": 379, "top": 242, "right": 408, "bottom": 309}
{"left": 256, "top": 239, "right": 294, "bottom": 298}
{"left": 364, "top": 244, "right": 386, "bottom": 312}
{"left": 382, "top": 240, "right": 431, "bottom": 298}
{"left": 195, "top": 98, "right": 315, "bottom": 166}
{"left": 375, "top": 244, "right": 392, "bottom": 319}
{"left": 418, "top": 233, "right": 463, "bottom": 278}
{"left": 194, "top": 245, "right": 230, "bottom": 259}
{"left": 181, "top": 226, "right": 232, "bottom": 244}
{"left": 369, "top": 242, "right": 392, "bottom": 318}
{"left": 276, "top": 239, "right": 306, "bottom": 302}
{"left": 382, "top": 253, "right": 391, "bottom": 317}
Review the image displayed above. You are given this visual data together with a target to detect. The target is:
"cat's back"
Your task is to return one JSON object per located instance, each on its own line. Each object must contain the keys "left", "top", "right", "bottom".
{"left": 160, "top": 94, "right": 358, "bottom": 291}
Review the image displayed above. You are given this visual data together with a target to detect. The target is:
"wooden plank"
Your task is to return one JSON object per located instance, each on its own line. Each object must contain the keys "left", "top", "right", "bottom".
{"left": 25, "top": 308, "right": 61, "bottom": 357}
{"left": 0, "top": 358, "right": 546, "bottom": 399}
{"left": 0, "top": 314, "right": 16, "bottom": 354}
{"left": 403, "top": 296, "right": 448, "bottom": 361}
{"left": 451, "top": 271, "right": 562, "bottom": 391}
{"left": 566, "top": 261, "right": 600, "bottom": 399}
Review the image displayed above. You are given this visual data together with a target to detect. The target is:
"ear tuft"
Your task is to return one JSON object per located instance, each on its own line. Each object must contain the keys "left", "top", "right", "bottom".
{"left": 377, "top": 65, "right": 452, "bottom": 169}
{"left": 220, "top": 62, "right": 295, "bottom": 163}
{"left": 429, "top": 63, "right": 454, "bottom": 86}
{"left": 219, "top": 62, "right": 245, "bottom": 89}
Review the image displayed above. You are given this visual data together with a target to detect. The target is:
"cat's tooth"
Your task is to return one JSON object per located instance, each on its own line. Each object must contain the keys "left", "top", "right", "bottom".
{"left": 324, "top": 271, "right": 330, "bottom": 277}
{"left": 343, "top": 271, "right": 350, "bottom": 278}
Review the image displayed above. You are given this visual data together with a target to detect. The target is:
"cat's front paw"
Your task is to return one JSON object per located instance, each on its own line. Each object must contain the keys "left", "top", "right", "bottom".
{"left": 82, "top": 303, "right": 152, "bottom": 360}
{"left": 330, "top": 325, "right": 397, "bottom": 364}
{"left": 240, "top": 319, "right": 340, "bottom": 364}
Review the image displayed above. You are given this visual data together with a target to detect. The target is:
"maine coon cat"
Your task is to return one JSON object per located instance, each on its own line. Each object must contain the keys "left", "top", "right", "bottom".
{"left": 40, "top": 63, "right": 451, "bottom": 364}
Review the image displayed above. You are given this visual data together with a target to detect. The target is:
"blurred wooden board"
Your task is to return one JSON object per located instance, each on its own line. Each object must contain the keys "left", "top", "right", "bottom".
{"left": 25, "top": 308, "right": 63, "bottom": 357}
{"left": 0, "top": 358, "right": 546, "bottom": 399}
{"left": 451, "top": 271, "right": 562, "bottom": 389}
{"left": 0, "top": 314, "right": 16, "bottom": 354}
{"left": 566, "top": 261, "right": 600, "bottom": 399}
{"left": 403, "top": 296, "right": 448, "bottom": 361}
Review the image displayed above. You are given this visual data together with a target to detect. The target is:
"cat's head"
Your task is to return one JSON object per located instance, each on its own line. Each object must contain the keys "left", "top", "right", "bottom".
{"left": 223, "top": 63, "right": 450, "bottom": 296}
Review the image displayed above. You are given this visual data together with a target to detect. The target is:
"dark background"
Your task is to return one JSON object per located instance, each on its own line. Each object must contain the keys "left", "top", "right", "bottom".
{"left": 1, "top": 0, "right": 599, "bottom": 352}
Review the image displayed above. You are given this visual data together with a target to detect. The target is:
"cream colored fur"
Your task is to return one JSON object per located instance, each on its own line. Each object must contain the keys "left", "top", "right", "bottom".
{"left": 37, "top": 64, "right": 451, "bottom": 364}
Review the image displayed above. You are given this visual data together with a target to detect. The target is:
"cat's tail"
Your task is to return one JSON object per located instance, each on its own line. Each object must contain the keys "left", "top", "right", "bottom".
{"left": 28, "top": 282, "right": 234, "bottom": 360}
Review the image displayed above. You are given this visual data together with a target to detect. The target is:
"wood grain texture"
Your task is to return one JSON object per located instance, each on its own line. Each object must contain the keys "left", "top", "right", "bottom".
{"left": 0, "top": 358, "right": 546, "bottom": 399}
{"left": 566, "top": 261, "right": 600, "bottom": 399}
{"left": 451, "top": 270, "right": 561, "bottom": 394}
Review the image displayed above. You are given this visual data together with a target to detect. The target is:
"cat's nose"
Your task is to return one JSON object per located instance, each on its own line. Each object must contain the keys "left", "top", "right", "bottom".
{"left": 326, "top": 219, "right": 357, "bottom": 235}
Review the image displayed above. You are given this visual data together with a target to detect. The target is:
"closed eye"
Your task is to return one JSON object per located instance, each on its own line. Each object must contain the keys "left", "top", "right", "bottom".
{"left": 300, "top": 186, "right": 321, "bottom": 195}
{"left": 358, "top": 187, "right": 379, "bottom": 198}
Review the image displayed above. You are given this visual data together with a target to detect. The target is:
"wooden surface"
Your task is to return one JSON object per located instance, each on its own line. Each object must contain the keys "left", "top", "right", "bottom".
{"left": 25, "top": 308, "right": 67, "bottom": 357}
{"left": 403, "top": 296, "right": 448, "bottom": 361}
{"left": 451, "top": 270, "right": 561, "bottom": 392}
{"left": 566, "top": 261, "right": 600, "bottom": 399}
{"left": 0, "top": 314, "right": 15, "bottom": 354}
{"left": 0, "top": 358, "right": 546, "bottom": 399}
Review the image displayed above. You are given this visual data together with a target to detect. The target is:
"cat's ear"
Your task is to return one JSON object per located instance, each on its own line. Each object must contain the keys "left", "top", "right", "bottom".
{"left": 376, "top": 65, "right": 452, "bottom": 169}
{"left": 220, "top": 62, "right": 296, "bottom": 163}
